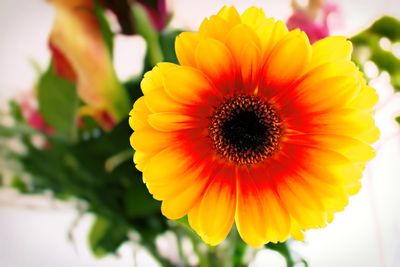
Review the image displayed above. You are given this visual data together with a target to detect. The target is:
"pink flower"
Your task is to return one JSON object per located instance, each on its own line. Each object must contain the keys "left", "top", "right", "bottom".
{"left": 103, "top": 0, "right": 170, "bottom": 34}
{"left": 138, "top": 0, "right": 169, "bottom": 32}
{"left": 19, "top": 97, "right": 53, "bottom": 135}
{"left": 287, "top": 0, "right": 338, "bottom": 43}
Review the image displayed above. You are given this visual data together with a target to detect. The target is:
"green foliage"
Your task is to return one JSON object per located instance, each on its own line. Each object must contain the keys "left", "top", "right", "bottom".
{"left": 89, "top": 216, "right": 129, "bottom": 257}
{"left": 11, "top": 176, "right": 28, "bottom": 193}
{"left": 95, "top": 2, "right": 114, "bottom": 55}
{"left": 351, "top": 16, "right": 400, "bottom": 91}
{"left": 266, "top": 242, "right": 296, "bottom": 267}
{"left": 7, "top": 118, "right": 169, "bottom": 258}
{"left": 132, "top": 3, "right": 164, "bottom": 67}
{"left": 160, "top": 30, "right": 182, "bottom": 64}
{"left": 37, "top": 66, "right": 79, "bottom": 141}
{"left": 369, "top": 17, "right": 400, "bottom": 42}
{"left": 9, "top": 100, "right": 24, "bottom": 122}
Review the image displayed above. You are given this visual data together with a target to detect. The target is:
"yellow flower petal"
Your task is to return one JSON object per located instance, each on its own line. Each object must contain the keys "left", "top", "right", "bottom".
{"left": 129, "top": 97, "right": 150, "bottom": 130}
{"left": 199, "top": 15, "right": 231, "bottom": 41}
{"left": 260, "top": 187, "right": 291, "bottom": 242}
{"left": 262, "top": 30, "right": 311, "bottom": 90}
{"left": 235, "top": 169, "right": 268, "bottom": 247}
{"left": 163, "top": 66, "right": 219, "bottom": 104}
{"left": 349, "top": 85, "right": 379, "bottom": 110}
{"left": 217, "top": 6, "right": 241, "bottom": 27}
{"left": 254, "top": 18, "right": 275, "bottom": 56}
{"left": 225, "top": 24, "right": 261, "bottom": 89}
{"left": 141, "top": 62, "right": 177, "bottom": 94}
{"left": 133, "top": 150, "right": 153, "bottom": 172}
{"left": 143, "top": 146, "right": 191, "bottom": 184}
{"left": 161, "top": 165, "right": 210, "bottom": 219}
{"left": 130, "top": 128, "right": 174, "bottom": 153}
{"left": 277, "top": 181, "right": 327, "bottom": 228}
{"left": 189, "top": 167, "right": 236, "bottom": 245}
{"left": 175, "top": 32, "right": 202, "bottom": 67}
{"left": 195, "top": 38, "right": 236, "bottom": 92}
{"left": 144, "top": 90, "right": 184, "bottom": 114}
{"left": 241, "top": 7, "right": 267, "bottom": 29}
{"left": 310, "top": 36, "right": 353, "bottom": 69}
{"left": 147, "top": 112, "right": 196, "bottom": 132}
{"left": 259, "top": 20, "right": 289, "bottom": 62}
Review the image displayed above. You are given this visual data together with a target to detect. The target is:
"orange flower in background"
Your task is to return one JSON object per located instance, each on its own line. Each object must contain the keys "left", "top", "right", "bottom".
{"left": 130, "top": 6, "right": 379, "bottom": 247}
{"left": 49, "top": 0, "right": 130, "bottom": 129}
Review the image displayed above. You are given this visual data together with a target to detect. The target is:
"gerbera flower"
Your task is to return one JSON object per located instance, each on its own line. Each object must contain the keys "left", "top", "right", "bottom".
{"left": 129, "top": 6, "right": 379, "bottom": 247}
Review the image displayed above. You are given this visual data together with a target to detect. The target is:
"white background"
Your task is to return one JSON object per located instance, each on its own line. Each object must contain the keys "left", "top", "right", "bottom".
{"left": 1, "top": 0, "right": 400, "bottom": 266}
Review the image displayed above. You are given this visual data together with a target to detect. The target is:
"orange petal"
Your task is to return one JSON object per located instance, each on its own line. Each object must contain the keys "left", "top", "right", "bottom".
{"left": 145, "top": 89, "right": 184, "bottom": 114}
{"left": 199, "top": 15, "right": 231, "bottom": 41}
{"left": 163, "top": 66, "right": 219, "bottom": 104}
{"left": 133, "top": 150, "right": 153, "bottom": 172}
{"left": 250, "top": 165, "right": 292, "bottom": 242}
{"left": 129, "top": 97, "right": 150, "bottom": 130}
{"left": 241, "top": 7, "right": 268, "bottom": 29}
{"left": 195, "top": 38, "right": 236, "bottom": 93}
{"left": 147, "top": 112, "right": 197, "bottom": 132}
{"left": 161, "top": 162, "right": 212, "bottom": 219}
{"left": 141, "top": 62, "right": 177, "bottom": 94}
{"left": 262, "top": 30, "right": 311, "bottom": 94}
{"left": 130, "top": 128, "right": 175, "bottom": 153}
{"left": 225, "top": 24, "right": 262, "bottom": 91}
{"left": 175, "top": 32, "right": 202, "bottom": 67}
{"left": 235, "top": 168, "right": 268, "bottom": 247}
{"left": 309, "top": 36, "right": 353, "bottom": 69}
{"left": 217, "top": 6, "right": 241, "bottom": 27}
{"left": 188, "top": 166, "right": 236, "bottom": 245}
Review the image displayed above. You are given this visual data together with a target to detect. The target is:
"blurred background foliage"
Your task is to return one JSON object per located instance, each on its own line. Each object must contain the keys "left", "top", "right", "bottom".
{"left": 351, "top": 16, "right": 400, "bottom": 92}
{"left": 0, "top": 0, "right": 400, "bottom": 266}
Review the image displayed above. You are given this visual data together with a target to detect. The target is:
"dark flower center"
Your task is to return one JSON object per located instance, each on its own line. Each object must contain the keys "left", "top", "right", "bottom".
{"left": 208, "top": 95, "right": 282, "bottom": 165}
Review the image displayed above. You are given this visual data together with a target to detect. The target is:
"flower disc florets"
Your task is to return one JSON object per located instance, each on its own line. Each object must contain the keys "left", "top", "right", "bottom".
{"left": 209, "top": 95, "right": 282, "bottom": 165}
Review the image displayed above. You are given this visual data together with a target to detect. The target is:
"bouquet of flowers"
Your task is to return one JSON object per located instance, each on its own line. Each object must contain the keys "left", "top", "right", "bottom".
{"left": 1, "top": 0, "right": 400, "bottom": 266}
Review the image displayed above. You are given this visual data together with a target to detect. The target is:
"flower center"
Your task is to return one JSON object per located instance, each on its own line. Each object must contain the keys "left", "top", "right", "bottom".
{"left": 208, "top": 95, "right": 282, "bottom": 165}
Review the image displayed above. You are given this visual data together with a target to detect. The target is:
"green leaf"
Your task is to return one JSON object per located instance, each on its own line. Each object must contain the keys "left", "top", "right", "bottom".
{"left": 95, "top": 3, "right": 114, "bottom": 56}
{"left": 351, "top": 16, "right": 400, "bottom": 92}
{"left": 369, "top": 16, "right": 400, "bottom": 42}
{"left": 124, "top": 76, "right": 143, "bottom": 104}
{"left": 9, "top": 116, "right": 173, "bottom": 259}
{"left": 89, "top": 216, "right": 129, "bottom": 257}
{"left": 132, "top": 3, "right": 164, "bottom": 67}
{"left": 9, "top": 100, "right": 24, "bottom": 122}
{"left": 265, "top": 242, "right": 295, "bottom": 267}
{"left": 37, "top": 66, "right": 79, "bottom": 141}
{"left": 11, "top": 176, "right": 28, "bottom": 193}
{"left": 124, "top": 170, "right": 161, "bottom": 218}
{"left": 160, "top": 30, "right": 182, "bottom": 64}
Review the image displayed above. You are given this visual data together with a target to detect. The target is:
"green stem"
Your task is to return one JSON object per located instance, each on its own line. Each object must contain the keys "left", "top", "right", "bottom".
{"left": 131, "top": 3, "right": 164, "bottom": 67}
{"left": 205, "top": 246, "right": 219, "bottom": 267}
{"left": 265, "top": 242, "right": 295, "bottom": 267}
{"left": 174, "top": 228, "right": 189, "bottom": 267}
{"left": 174, "top": 220, "right": 211, "bottom": 267}
{"left": 105, "top": 149, "right": 133, "bottom": 172}
{"left": 232, "top": 229, "right": 246, "bottom": 267}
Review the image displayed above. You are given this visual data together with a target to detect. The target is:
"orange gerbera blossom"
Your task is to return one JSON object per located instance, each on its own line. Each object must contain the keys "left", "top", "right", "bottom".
{"left": 129, "top": 6, "right": 379, "bottom": 247}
